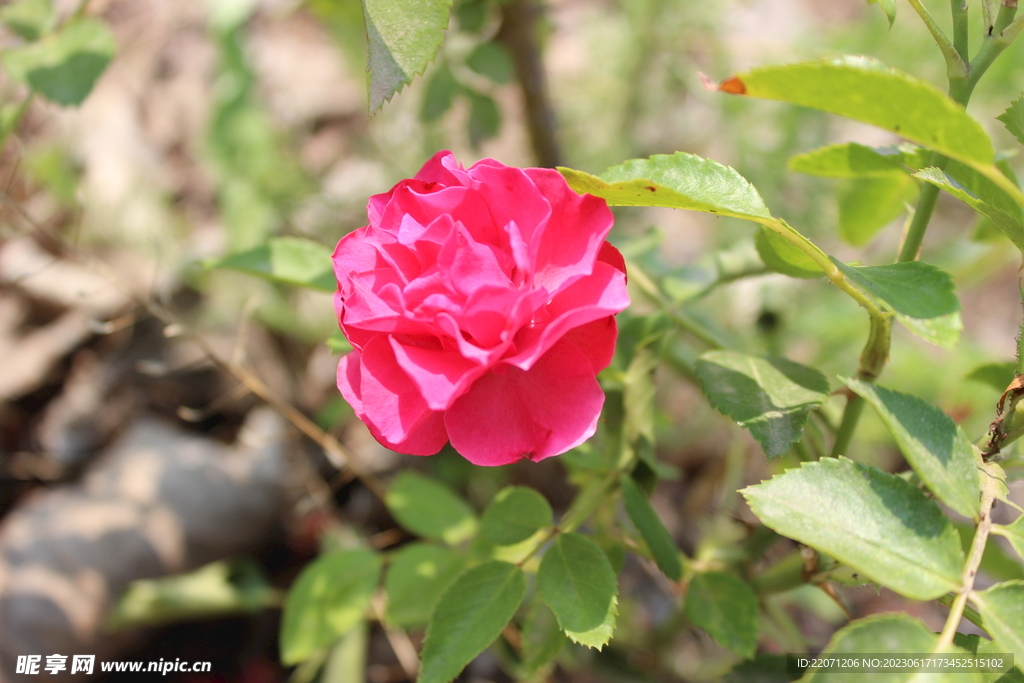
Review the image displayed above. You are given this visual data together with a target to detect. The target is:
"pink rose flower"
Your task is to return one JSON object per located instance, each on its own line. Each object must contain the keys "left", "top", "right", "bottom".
{"left": 332, "top": 151, "right": 630, "bottom": 466}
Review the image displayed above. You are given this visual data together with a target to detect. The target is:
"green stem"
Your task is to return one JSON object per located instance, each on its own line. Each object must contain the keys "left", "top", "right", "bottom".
{"left": 559, "top": 471, "right": 619, "bottom": 532}
{"left": 906, "top": 0, "right": 969, "bottom": 78}
{"left": 831, "top": 2, "right": 1024, "bottom": 451}
{"left": 627, "top": 259, "right": 726, "bottom": 349}
{"left": 952, "top": 0, "right": 970, "bottom": 62}
{"left": 830, "top": 304, "right": 891, "bottom": 459}
{"left": 1017, "top": 282, "right": 1024, "bottom": 375}
{"left": 755, "top": 215, "right": 894, "bottom": 459}
{"left": 516, "top": 471, "right": 619, "bottom": 567}
{"left": 958, "top": 2, "right": 1020, "bottom": 101}
{"left": 756, "top": 218, "right": 889, "bottom": 321}
{"left": 830, "top": 394, "right": 866, "bottom": 458}
{"left": 936, "top": 593, "right": 986, "bottom": 631}
{"left": 829, "top": 298, "right": 891, "bottom": 457}
{"left": 898, "top": 158, "right": 948, "bottom": 263}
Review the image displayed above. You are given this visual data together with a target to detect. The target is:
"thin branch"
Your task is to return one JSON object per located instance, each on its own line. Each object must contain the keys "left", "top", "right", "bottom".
{"left": 0, "top": 191, "right": 389, "bottom": 501}
{"left": 905, "top": 0, "right": 969, "bottom": 79}
{"left": 371, "top": 592, "right": 420, "bottom": 680}
{"left": 496, "top": 0, "right": 562, "bottom": 167}
{"left": 935, "top": 482, "right": 995, "bottom": 650}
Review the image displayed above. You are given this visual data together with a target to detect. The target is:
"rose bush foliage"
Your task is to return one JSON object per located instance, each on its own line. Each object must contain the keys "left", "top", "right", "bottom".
{"left": 332, "top": 151, "right": 629, "bottom": 466}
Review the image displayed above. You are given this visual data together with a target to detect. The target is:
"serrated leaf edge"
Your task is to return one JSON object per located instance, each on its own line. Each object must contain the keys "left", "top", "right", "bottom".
{"left": 364, "top": 0, "right": 454, "bottom": 115}
{"left": 740, "top": 456, "right": 962, "bottom": 597}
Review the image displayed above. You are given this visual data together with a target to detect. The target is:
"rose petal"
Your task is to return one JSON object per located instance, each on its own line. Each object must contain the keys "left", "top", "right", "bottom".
{"left": 598, "top": 240, "right": 627, "bottom": 275}
{"left": 527, "top": 169, "right": 615, "bottom": 292}
{"left": 439, "top": 225, "right": 512, "bottom": 298}
{"left": 336, "top": 152, "right": 625, "bottom": 464}
{"left": 445, "top": 339, "right": 605, "bottom": 466}
{"left": 337, "top": 351, "right": 364, "bottom": 415}
{"left": 505, "top": 260, "right": 629, "bottom": 370}
{"left": 415, "top": 149, "right": 473, "bottom": 187}
{"left": 341, "top": 337, "right": 448, "bottom": 455}
{"left": 333, "top": 227, "right": 381, "bottom": 294}
{"left": 559, "top": 316, "right": 618, "bottom": 373}
{"left": 461, "top": 284, "right": 526, "bottom": 348}
{"left": 467, "top": 162, "right": 551, "bottom": 272}
{"left": 390, "top": 337, "right": 486, "bottom": 411}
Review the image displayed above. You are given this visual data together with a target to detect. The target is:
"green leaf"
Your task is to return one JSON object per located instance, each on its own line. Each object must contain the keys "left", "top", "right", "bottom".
{"left": 466, "top": 41, "right": 513, "bottom": 84}
{"left": 914, "top": 166, "right": 1024, "bottom": 254}
{"left": 467, "top": 90, "right": 500, "bottom": 147}
{"left": 955, "top": 633, "right": 1024, "bottom": 683}
{"left": 620, "top": 475, "right": 682, "bottom": 581}
{"left": 998, "top": 95, "right": 1024, "bottom": 146}
{"left": 384, "top": 543, "right": 465, "bottom": 627}
{"left": 973, "top": 581, "right": 1024, "bottom": 674}
{"left": 521, "top": 600, "right": 569, "bottom": 676}
{"left": 788, "top": 142, "right": 913, "bottom": 178}
{"left": 385, "top": 471, "right": 478, "bottom": 545}
{"left": 420, "top": 62, "right": 459, "bottom": 122}
{"left": 362, "top": 0, "right": 452, "bottom": 113}
{"left": 967, "top": 362, "right": 1017, "bottom": 392}
{"left": 721, "top": 57, "right": 994, "bottom": 168}
{"left": 898, "top": 311, "right": 962, "bottom": 350}
{"left": 838, "top": 175, "right": 916, "bottom": 246}
{"left": 695, "top": 351, "right": 830, "bottom": 458}
{"left": 537, "top": 532, "right": 618, "bottom": 649}
{"left": 845, "top": 378, "right": 980, "bottom": 518}
{"left": 801, "top": 613, "right": 981, "bottom": 682}
{"left": 208, "top": 237, "right": 336, "bottom": 292}
{"left": 108, "top": 560, "right": 270, "bottom": 628}
{"left": 741, "top": 457, "right": 964, "bottom": 600}
{"left": 479, "top": 486, "right": 553, "bottom": 546}
{"left": 755, "top": 227, "right": 825, "bottom": 279}
{"left": 1002, "top": 515, "right": 1024, "bottom": 562}
{"left": 418, "top": 560, "right": 526, "bottom": 683}
{"left": 280, "top": 549, "right": 381, "bottom": 666}
{"left": 684, "top": 572, "right": 759, "bottom": 658}
{"left": 2, "top": 17, "right": 116, "bottom": 106}
{"left": 0, "top": 0, "right": 54, "bottom": 40}
{"left": 559, "top": 152, "right": 771, "bottom": 221}
{"left": 829, "top": 258, "right": 960, "bottom": 320}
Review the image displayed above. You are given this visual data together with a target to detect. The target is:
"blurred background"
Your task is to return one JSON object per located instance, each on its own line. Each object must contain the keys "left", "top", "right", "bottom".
{"left": 1, "top": 0, "right": 1024, "bottom": 681}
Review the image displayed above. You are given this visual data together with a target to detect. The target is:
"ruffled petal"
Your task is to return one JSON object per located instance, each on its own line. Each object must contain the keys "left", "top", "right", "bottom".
{"left": 340, "top": 338, "right": 449, "bottom": 455}
{"left": 336, "top": 351, "right": 365, "bottom": 415}
{"left": 439, "top": 225, "right": 512, "bottom": 298}
{"left": 415, "top": 149, "right": 473, "bottom": 187}
{"left": 333, "top": 227, "right": 380, "bottom": 296}
{"left": 467, "top": 162, "right": 551, "bottom": 263}
{"left": 505, "top": 260, "right": 629, "bottom": 370}
{"left": 390, "top": 337, "right": 486, "bottom": 411}
{"left": 444, "top": 339, "right": 605, "bottom": 466}
{"left": 526, "top": 169, "right": 615, "bottom": 293}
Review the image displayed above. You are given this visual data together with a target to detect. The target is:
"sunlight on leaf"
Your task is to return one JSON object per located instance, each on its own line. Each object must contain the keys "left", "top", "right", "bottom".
{"left": 742, "top": 457, "right": 964, "bottom": 600}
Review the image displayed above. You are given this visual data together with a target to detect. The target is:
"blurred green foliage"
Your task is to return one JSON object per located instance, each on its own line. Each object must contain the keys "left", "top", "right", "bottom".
{"left": 7, "top": 0, "right": 1024, "bottom": 680}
